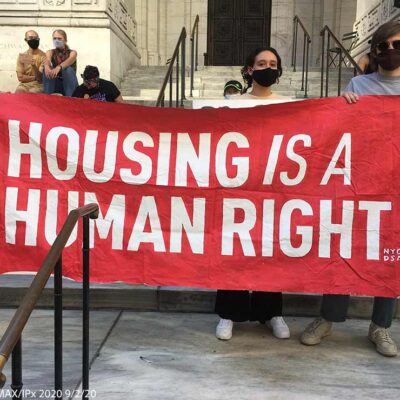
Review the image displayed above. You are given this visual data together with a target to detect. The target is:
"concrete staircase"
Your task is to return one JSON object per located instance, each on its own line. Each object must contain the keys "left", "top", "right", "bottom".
{"left": 121, "top": 65, "right": 356, "bottom": 106}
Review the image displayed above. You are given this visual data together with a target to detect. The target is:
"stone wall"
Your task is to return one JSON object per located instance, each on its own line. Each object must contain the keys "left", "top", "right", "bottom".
{"left": 351, "top": 0, "right": 400, "bottom": 60}
{"left": 135, "top": 0, "right": 206, "bottom": 67}
{"left": 272, "top": 0, "right": 357, "bottom": 68}
{"left": 0, "top": 0, "right": 140, "bottom": 92}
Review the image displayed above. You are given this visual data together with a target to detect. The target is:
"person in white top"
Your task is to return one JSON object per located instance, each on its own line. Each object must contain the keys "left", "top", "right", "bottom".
{"left": 215, "top": 46, "right": 290, "bottom": 342}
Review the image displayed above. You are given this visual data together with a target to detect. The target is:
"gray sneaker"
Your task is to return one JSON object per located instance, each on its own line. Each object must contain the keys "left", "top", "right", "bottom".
{"left": 300, "top": 317, "right": 332, "bottom": 345}
{"left": 368, "top": 323, "right": 397, "bottom": 357}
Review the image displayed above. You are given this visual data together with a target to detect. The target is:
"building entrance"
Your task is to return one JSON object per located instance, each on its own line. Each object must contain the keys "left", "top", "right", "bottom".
{"left": 207, "top": 0, "right": 272, "bottom": 65}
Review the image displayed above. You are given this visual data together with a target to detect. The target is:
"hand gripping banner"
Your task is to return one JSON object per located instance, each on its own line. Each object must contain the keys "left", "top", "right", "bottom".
{"left": 0, "top": 93, "right": 399, "bottom": 297}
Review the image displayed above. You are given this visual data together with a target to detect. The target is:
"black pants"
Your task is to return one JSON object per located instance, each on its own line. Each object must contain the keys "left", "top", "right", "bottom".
{"left": 321, "top": 294, "right": 396, "bottom": 328}
{"left": 215, "top": 290, "right": 283, "bottom": 323}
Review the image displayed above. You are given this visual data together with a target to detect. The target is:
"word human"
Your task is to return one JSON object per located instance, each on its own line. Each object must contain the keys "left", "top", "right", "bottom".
{"left": 5, "top": 188, "right": 390, "bottom": 261}
{"left": 7, "top": 120, "right": 351, "bottom": 187}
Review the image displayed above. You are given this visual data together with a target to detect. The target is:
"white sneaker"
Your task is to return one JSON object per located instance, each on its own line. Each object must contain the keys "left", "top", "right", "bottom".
{"left": 267, "top": 316, "right": 290, "bottom": 339}
{"left": 216, "top": 318, "right": 233, "bottom": 340}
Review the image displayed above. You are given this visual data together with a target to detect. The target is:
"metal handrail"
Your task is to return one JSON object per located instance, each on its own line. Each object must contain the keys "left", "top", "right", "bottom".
{"left": 190, "top": 15, "right": 200, "bottom": 97}
{"left": 0, "top": 203, "right": 99, "bottom": 395}
{"left": 320, "top": 25, "right": 363, "bottom": 97}
{"left": 291, "top": 15, "right": 311, "bottom": 98}
{"left": 156, "top": 27, "right": 186, "bottom": 107}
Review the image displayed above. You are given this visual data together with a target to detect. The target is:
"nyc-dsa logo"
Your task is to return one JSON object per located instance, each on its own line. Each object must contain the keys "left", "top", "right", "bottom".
{"left": 383, "top": 248, "right": 400, "bottom": 262}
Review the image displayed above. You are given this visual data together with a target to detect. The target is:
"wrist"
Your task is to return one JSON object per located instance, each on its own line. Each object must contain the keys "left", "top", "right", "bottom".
{"left": 58, "top": 64, "right": 63, "bottom": 71}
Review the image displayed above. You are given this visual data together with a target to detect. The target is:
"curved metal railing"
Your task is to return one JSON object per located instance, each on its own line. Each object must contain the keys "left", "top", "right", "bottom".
{"left": 320, "top": 25, "right": 363, "bottom": 97}
{"left": 190, "top": 15, "right": 200, "bottom": 97}
{"left": 0, "top": 204, "right": 99, "bottom": 398}
{"left": 156, "top": 27, "right": 186, "bottom": 107}
{"left": 291, "top": 15, "right": 312, "bottom": 98}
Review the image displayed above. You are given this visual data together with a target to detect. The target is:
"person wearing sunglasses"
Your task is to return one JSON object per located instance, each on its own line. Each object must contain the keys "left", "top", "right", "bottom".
{"left": 43, "top": 29, "right": 78, "bottom": 97}
{"left": 300, "top": 20, "right": 400, "bottom": 357}
{"left": 72, "top": 65, "right": 123, "bottom": 103}
{"left": 15, "top": 30, "right": 46, "bottom": 93}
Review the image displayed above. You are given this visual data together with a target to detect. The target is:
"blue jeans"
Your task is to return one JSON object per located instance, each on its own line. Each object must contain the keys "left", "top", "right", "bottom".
{"left": 43, "top": 66, "right": 78, "bottom": 97}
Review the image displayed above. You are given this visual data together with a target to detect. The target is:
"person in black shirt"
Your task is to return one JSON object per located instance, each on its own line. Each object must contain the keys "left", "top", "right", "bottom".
{"left": 72, "top": 65, "right": 123, "bottom": 103}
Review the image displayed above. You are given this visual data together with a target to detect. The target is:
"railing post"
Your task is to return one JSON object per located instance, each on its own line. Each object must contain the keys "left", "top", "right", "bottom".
{"left": 181, "top": 34, "right": 186, "bottom": 107}
{"left": 82, "top": 216, "right": 90, "bottom": 400}
{"left": 320, "top": 30, "right": 325, "bottom": 98}
{"left": 305, "top": 38, "right": 310, "bottom": 98}
{"left": 325, "top": 33, "right": 330, "bottom": 98}
{"left": 176, "top": 49, "right": 180, "bottom": 108}
{"left": 169, "top": 73, "right": 173, "bottom": 107}
{"left": 301, "top": 32, "right": 306, "bottom": 91}
{"left": 338, "top": 48, "right": 343, "bottom": 96}
{"left": 11, "top": 338, "right": 22, "bottom": 400}
{"left": 293, "top": 20, "right": 298, "bottom": 72}
{"left": 291, "top": 17, "right": 295, "bottom": 68}
{"left": 190, "top": 35, "right": 194, "bottom": 97}
{"left": 54, "top": 256, "right": 63, "bottom": 399}
{"left": 195, "top": 25, "right": 199, "bottom": 71}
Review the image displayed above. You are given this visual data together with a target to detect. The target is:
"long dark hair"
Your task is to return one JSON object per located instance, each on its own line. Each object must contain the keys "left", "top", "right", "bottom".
{"left": 370, "top": 20, "right": 400, "bottom": 55}
{"left": 241, "top": 47, "right": 283, "bottom": 93}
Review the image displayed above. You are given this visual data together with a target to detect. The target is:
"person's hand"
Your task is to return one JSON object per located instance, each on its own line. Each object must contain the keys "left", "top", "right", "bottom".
{"left": 44, "top": 64, "right": 53, "bottom": 79}
{"left": 343, "top": 91, "right": 359, "bottom": 104}
{"left": 48, "top": 66, "right": 60, "bottom": 79}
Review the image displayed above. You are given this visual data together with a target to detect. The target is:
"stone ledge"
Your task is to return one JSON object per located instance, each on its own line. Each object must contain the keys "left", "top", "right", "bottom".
{"left": 0, "top": 275, "right": 398, "bottom": 319}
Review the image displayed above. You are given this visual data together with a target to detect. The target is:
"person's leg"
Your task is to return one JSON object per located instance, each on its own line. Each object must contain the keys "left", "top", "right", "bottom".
{"left": 28, "top": 84, "right": 44, "bottom": 93}
{"left": 371, "top": 297, "right": 396, "bottom": 328}
{"left": 43, "top": 72, "right": 56, "bottom": 94}
{"left": 251, "top": 291, "right": 289, "bottom": 338}
{"left": 15, "top": 83, "right": 29, "bottom": 93}
{"left": 215, "top": 290, "right": 250, "bottom": 321}
{"left": 321, "top": 294, "right": 350, "bottom": 322}
{"left": 368, "top": 297, "right": 397, "bottom": 357}
{"left": 301, "top": 294, "right": 350, "bottom": 346}
{"left": 250, "top": 291, "right": 282, "bottom": 322}
{"left": 61, "top": 67, "right": 78, "bottom": 96}
{"left": 215, "top": 290, "right": 250, "bottom": 340}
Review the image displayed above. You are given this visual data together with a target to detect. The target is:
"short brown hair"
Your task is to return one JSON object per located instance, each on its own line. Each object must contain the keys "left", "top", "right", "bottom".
{"left": 371, "top": 20, "right": 400, "bottom": 53}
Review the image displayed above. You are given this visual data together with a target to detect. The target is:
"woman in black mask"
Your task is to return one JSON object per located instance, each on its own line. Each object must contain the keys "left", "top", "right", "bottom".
{"left": 214, "top": 47, "right": 290, "bottom": 342}
{"left": 239, "top": 47, "right": 287, "bottom": 99}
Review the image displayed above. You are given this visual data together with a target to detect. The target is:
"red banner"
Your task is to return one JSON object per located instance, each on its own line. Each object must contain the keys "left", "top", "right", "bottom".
{"left": 0, "top": 93, "right": 400, "bottom": 297}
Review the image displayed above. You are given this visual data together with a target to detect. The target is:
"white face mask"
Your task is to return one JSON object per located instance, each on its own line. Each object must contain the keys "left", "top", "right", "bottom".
{"left": 224, "top": 93, "right": 241, "bottom": 99}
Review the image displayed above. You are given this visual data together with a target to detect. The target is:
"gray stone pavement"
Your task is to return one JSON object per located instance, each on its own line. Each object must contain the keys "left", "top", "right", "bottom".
{"left": 1, "top": 310, "right": 400, "bottom": 400}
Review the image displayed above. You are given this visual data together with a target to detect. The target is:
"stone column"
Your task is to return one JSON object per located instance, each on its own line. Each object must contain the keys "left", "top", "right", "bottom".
{"left": 146, "top": 0, "right": 160, "bottom": 65}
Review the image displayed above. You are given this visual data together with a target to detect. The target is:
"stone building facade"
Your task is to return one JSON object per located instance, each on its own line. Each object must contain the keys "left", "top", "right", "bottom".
{"left": 0, "top": 0, "right": 399, "bottom": 92}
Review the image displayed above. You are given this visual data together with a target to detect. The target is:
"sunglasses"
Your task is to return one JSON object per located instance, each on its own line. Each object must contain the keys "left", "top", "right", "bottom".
{"left": 377, "top": 40, "right": 400, "bottom": 51}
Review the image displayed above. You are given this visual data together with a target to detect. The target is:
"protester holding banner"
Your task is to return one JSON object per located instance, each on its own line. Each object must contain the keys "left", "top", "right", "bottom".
{"left": 215, "top": 47, "right": 290, "bottom": 341}
{"left": 301, "top": 20, "right": 400, "bottom": 357}
{"left": 15, "top": 30, "right": 46, "bottom": 94}
{"left": 43, "top": 29, "right": 78, "bottom": 97}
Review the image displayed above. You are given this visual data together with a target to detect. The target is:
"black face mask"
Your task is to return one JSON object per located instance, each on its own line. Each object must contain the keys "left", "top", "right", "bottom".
{"left": 252, "top": 68, "right": 280, "bottom": 87}
{"left": 375, "top": 49, "right": 400, "bottom": 71}
{"left": 27, "top": 39, "right": 40, "bottom": 50}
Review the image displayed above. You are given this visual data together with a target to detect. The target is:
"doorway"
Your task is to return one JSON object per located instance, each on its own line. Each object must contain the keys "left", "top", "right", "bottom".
{"left": 207, "top": 0, "right": 272, "bottom": 65}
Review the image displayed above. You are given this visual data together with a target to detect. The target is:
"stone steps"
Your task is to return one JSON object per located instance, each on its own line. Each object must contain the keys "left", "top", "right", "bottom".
{"left": 120, "top": 65, "right": 355, "bottom": 105}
